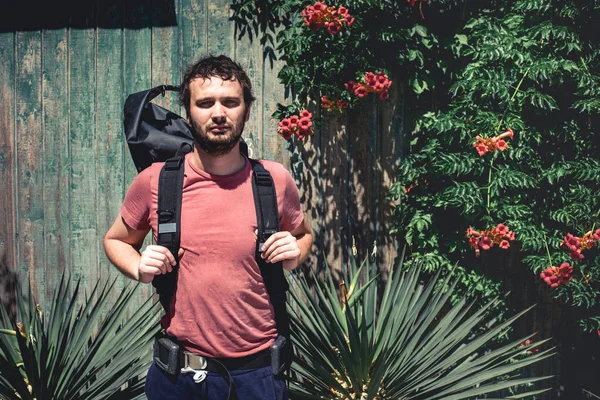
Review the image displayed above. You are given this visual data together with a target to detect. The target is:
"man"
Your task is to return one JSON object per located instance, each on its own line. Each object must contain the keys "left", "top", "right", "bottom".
{"left": 104, "top": 55, "right": 313, "bottom": 400}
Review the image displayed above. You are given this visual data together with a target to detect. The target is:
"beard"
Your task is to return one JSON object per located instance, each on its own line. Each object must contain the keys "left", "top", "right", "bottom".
{"left": 189, "top": 118, "right": 245, "bottom": 157}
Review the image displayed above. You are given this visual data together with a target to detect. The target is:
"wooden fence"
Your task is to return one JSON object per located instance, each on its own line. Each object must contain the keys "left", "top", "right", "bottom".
{"left": 0, "top": 0, "right": 402, "bottom": 309}
{"left": 1, "top": 1, "right": 598, "bottom": 398}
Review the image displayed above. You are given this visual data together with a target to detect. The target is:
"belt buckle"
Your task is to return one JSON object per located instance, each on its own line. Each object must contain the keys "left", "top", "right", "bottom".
{"left": 181, "top": 351, "right": 208, "bottom": 383}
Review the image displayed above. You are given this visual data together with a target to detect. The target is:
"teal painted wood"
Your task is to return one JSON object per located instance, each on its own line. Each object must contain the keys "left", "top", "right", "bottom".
{"left": 181, "top": 0, "right": 208, "bottom": 73}
{"left": 68, "top": 20, "right": 98, "bottom": 286}
{"left": 96, "top": 1, "right": 126, "bottom": 289}
{"left": 42, "top": 27, "right": 70, "bottom": 303}
{"left": 234, "top": 24, "right": 263, "bottom": 160}
{"left": 207, "top": 0, "right": 234, "bottom": 57}
{"left": 124, "top": 0, "right": 154, "bottom": 301}
{"left": 0, "top": 32, "right": 16, "bottom": 274}
{"left": 152, "top": 0, "right": 181, "bottom": 112}
{"left": 15, "top": 31, "right": 45, "bottom": 304}
{"left": 0, "top": 0, "right": 404, "bottom": 306}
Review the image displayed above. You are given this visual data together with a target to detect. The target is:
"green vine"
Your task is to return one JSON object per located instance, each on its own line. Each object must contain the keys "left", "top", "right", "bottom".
{"left": 232, "top": 0, "right": 600, "bottom": 332}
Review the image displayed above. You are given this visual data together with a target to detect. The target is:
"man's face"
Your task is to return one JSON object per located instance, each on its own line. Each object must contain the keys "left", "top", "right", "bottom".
{"left": 187, "top": 76, "right": 250, "bottom": 157}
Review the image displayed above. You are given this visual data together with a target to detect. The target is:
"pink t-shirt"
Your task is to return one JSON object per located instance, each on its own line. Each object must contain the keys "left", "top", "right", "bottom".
{"left": 120, "top": 153, "right": 303, "bottom": 358}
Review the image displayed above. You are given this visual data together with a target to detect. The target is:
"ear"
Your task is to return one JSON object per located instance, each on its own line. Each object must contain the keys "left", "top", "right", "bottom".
{"left": 244, "top": 105, "right": 251, "bottom": 122}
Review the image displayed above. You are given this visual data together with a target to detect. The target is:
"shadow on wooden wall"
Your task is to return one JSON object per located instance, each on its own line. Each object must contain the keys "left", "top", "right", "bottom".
{"left": 0, "top": 250, "right": 18, "bottom": 321}
{"left": 0, "top": 0, "right": 177, "bottom": 33}
{"left": 287, "top": 74, "right": 407, "bottom": 280}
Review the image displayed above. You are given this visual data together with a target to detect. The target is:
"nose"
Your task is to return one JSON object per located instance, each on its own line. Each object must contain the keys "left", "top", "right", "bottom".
{"left": 211, "top": 102, "right": 226, "bottom": 123}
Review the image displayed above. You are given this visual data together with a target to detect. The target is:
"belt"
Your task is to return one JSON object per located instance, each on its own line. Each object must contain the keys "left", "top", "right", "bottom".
{"left": 177, "top": 348, "right": 272, "bottom": 373}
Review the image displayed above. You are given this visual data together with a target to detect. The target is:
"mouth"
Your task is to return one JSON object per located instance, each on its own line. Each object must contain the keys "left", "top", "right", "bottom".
{"left": 209, "top": 125, "right": 230, "bottom": 133}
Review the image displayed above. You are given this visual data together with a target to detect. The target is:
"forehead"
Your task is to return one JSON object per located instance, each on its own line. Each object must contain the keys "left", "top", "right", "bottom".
{"left": 189, "top": 76, "right": 243, "bottom": 99}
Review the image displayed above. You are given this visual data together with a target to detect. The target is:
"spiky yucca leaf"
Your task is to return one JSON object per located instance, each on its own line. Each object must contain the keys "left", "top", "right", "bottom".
{"left": 288, "top": 256, "right": 553, "bottom": 399}
{"left": 0, "top": 273, "right": 161, "bottom": 400}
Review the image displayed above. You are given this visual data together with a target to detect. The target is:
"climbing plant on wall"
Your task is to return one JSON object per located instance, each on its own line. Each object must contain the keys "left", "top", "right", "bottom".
{"left": 232, "top": 0, "right": 600, "bottom": 332}
{"left": 390, "top": 0, "right": 600, "bottom": 332}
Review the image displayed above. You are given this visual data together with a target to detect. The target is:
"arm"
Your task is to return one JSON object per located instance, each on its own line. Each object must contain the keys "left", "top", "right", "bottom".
{"left": 260, "top": 217, "right": 313, "bottom": 271}
{"left": 104, "top": 215, "right": 179, "bottom": 283}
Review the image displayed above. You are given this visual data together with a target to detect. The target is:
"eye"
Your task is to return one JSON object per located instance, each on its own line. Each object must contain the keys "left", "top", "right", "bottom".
{"left": 196, "top": 100, "right": 214, "bottom": 108}
{"left": 223, "top": 99, "right": 241, "bottom": 107}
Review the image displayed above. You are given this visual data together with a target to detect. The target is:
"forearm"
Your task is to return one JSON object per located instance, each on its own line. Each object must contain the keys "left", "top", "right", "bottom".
{"left": 293, "top": 232, "right": 313, "bottom": 269}
{"left": 104, "top": 237, "right": 143, "bottom": 281}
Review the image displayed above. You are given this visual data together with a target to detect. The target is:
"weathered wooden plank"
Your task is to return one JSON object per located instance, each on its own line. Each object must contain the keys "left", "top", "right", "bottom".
{"left": 233, "top": 21, "right": 263, "bottom": 160}
{"left": 207, "top": 0, "right": 234, "bottom": 57}
{"left": 124, "top": 0, "right": 152, "bottom": 187}
{"left": 0, "top": 32, "right": 17, "bottom": 285}
{"left": 0, "top": 32, "right": 18, "bottom": 315}
{"left": 123, "top": 0, "right": 154, "bottom": 300}
{"left": 69, "top": 9, "right": 97, "bottom": 285}
{"left": 377, "top": 77, "right": 404, "bottom": 271}
{"left": 321, "top": 112, "right": 348, "bottom": 276}
{"left": 152, "top": 0, "right": 181, "bottom": 111}
{"left": 293, "top": 107, "right": 324, "bottom": 273}
{"left": 42, "top": 27, "right": 70, "bottom": 302}
{"left": 260, "top": 47, "right": 287, "bottom": 164}
{"left": 180, "top": 0, "right": 207, "bottom": 72}
{"left": 15, "top": 31, "right": 45, "bottom": 302}
{"left": 347, "top": 98, "right": 376, "bottom": 264}
{"left": 96, "top": 1, "right": 125, "bottom": 287}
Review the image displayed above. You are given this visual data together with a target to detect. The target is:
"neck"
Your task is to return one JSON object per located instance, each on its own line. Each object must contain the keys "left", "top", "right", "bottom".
{"left": 190, "top": 143, "right": 246, "bottom": 176}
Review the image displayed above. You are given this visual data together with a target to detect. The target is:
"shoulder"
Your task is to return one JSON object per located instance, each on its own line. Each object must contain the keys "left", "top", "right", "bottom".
{"left": 125, "top": 161, "right": 164, "bottom": 198}
{"left": 255, "top": 159, "right": 291, "bottom": 181}
{"left": 254, "top": 159, "right": 297, "bottom": 189}
{"left": 135, "top": 161, "right": 163, "bottom": 184}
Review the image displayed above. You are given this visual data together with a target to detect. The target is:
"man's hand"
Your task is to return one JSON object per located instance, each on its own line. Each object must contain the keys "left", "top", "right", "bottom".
{"left": 138, "top": 246, "right": 184, "bottom": 283}
{"left": 260, "top": 231, "right": 301, "bottom": 271}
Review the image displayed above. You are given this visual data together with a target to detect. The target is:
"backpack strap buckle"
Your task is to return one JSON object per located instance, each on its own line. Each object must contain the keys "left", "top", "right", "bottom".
{"left": 164, "top": 157, "right": 184, "bottom": 171}
{"left": 254, "top": 170, "right": 272, "bottom": 186}
{"left": 259, "top": 229, "right": 277, "bottom": 251}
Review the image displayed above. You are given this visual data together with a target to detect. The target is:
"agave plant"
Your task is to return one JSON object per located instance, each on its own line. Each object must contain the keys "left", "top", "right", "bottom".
{"left": 288, "top": 255, "right": 554, "bottom": 399}
{"left": 0, "top": 273, "right": 161, "bottom": 400}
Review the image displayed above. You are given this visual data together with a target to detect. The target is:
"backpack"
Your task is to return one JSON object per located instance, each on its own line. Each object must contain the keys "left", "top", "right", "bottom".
{"left": 123, "top": 85, "right": 290, "bottom": 341}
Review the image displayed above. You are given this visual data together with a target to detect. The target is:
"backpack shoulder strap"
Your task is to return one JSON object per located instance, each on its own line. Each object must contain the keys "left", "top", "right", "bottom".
{"left": 249, "top": 159, "right": 290, "bottom": 338}
{"left": 153, "top": 145, "right": 190, "bottom": 312}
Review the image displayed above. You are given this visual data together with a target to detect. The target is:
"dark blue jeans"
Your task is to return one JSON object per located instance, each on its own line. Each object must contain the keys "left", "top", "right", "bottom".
{"left": 145, "top": 363, "right": 288, "bottom": 400}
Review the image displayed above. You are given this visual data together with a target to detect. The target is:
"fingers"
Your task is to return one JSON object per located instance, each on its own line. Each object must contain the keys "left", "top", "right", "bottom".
{"left": 260, "top": 232, "right": 300, "bottom": 263}
{"left": 138, "top": 245, "right": 184, "bottom": 281}
{"left": 147, "top": 245, "right": 177, "bottom": 266}
{"left": 260, "top": 232, "right": 289, "bottom": 253}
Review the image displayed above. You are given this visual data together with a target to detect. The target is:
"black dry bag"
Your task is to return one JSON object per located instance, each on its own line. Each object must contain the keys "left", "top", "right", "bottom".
{"left": 123, "top": 85, "right": 194, "bottom": 172}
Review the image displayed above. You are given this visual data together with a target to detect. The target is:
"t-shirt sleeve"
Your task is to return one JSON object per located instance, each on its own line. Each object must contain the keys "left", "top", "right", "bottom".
{"left": 120, "top": 169, "right": 152, "bottom": 231}
{"left": 279, "top": 169, "right": 304, "bottom": 233}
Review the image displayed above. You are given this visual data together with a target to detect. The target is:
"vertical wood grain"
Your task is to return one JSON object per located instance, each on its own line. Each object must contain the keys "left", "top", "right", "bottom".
{"left": 152, "top": 0, "right": 180, "bottom": 111}
{"left": 294, "top": 107, "right": 324, "bottom": 273}
{"left": 124, "top": 0, "right": 152, "bottom": 186}
{"left": 378, "top": 77, "right": 404, "bottom": 271}
{"left": 69, "top": 2, "right": 97, "bottom": 286}
{"left": 180, "top": 0, "right": 207, "bottom": 78}
{"left": 96, "top": 0, "right": 125, "bottom": 286}
{"left": 15, "top": 31, "right": 45, "bottom": 302}
{"left": 0, "top": 33, "right": 16, "bottom": 274}
{"left": 207, "top": 0, "right": 233, "bottom": 57}
{"left": 42, "top": 27, "right": 70, "bottom": 302}
{"left": 347, "top": 98, "right": 375, "bottom": 264}
{"left": 123, "top": 0, "right": 154, "bottom": 300}
{"left": 260, "top": 48, "right": 287, "bottom": 164}
{"left": 234, "top": 19, "right": 263, "bottom": 160}
{"left": 320, "top": 112, "right": 348, "bottom": 277}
